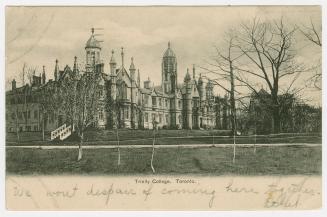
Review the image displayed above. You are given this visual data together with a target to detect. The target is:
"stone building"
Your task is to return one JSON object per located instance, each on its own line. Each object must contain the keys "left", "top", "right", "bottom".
{"left": 6, "top": 29, "right": 231, "bottom": 133}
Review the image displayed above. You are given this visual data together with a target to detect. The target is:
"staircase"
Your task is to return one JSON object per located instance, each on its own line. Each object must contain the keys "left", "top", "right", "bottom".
{"left": 51, "top": 124, "right": 74, "bottom": 141}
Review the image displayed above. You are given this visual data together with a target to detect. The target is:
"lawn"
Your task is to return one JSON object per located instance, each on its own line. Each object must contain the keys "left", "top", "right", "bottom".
{"left": 6, "top": 145, "right": 321, "bottom": 175}
{"left": 6, "top": 129, "right": 322, "bottom": 146}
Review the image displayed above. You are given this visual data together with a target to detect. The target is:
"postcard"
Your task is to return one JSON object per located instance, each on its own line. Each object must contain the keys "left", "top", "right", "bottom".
{"left": 5, "top": 5, "right": 322, "bottom": 210}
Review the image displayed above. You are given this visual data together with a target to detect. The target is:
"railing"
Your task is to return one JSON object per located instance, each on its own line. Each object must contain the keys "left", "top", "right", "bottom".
{"left": 59, "top": 125, "right": 72, "bottom": 140}
{"left": 50, "top": 124, "right": 66, "bottom": 140}
{"left": 50, "top": 124, "right": 73, "bottom": 141}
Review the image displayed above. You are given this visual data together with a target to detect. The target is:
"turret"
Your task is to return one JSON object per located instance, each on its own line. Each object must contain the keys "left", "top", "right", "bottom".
{"left": 121, "top": 47, "right": 124, "bottom": 68}
{"left": 85, "top": 28, "right": 102, "bottom": 72}
{"left": 206, "top": 80, "right": 214, "bottom": 100}
{"left": 162, "top": 41, "right": 177, "bottom": 93}
{"left": 198, "top": 74, "right": 206, "bottom": 101}
{"left": 184, "top": 68, "right": 192, "bottom": 129}
{"left": 184, "top": 68, "right": 191, "bottom": 83}
{"left": 109, "top": 50, "right": 117, "bottom": 129}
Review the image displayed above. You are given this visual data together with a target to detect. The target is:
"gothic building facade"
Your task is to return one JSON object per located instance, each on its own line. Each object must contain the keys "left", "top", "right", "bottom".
{"left": 6, "top": 29, "right": 231, "bottom": 133}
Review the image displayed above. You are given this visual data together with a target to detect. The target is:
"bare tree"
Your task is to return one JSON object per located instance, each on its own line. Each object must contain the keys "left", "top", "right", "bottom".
{"left": 38, "top": 83, "right": 58, "bottom": 141}
{"left": 300, "top": 19, "right": 322, "bottom": 47}
{"left": 73, "top": 72, "right": 101, "bottom": 161}
{"left": 106, "top": 99, "right": 121, "bottom": 166}
{"left": 150, "top": 118, "right": 158, "bottom": 173}
{"left": 235, "top": 18, "right": 305, "bottom": 133}
{"left": 200, "top": 31, "right": 245, "bottom": 163}
{"left": 26, "top": 65, "right": 37, "bottom": 86}
{"left": 299, "top": 19, "right": 322, "bottom": 90}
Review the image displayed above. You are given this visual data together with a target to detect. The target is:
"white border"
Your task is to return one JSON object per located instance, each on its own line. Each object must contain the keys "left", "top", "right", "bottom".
{"left": 0, "top": 0, "right": 325, "bottom": 217}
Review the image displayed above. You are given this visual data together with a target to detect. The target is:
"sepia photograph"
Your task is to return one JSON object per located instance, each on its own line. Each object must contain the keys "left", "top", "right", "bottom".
{"left": 3, "top": 4, "right": 323, "bottom": 211}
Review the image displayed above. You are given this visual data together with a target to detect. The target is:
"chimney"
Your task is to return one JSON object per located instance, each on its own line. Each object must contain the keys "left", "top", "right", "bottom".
{"left": 42, "top": 66, "right": 46, "bottom": 84}
{"left": 12, "top": 79, "right": 16, "bottom": 90}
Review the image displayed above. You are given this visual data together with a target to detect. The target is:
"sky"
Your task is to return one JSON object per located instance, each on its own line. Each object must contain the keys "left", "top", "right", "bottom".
{"left": 5, "top": 6, "right": 322, "bottom": 106}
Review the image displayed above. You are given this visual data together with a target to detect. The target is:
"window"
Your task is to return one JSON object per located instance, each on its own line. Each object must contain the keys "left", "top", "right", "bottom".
{"left": 151, "top": 113, "right": 155, "bottom": 122}
{"left": 165, "top": 99, "right": 168, "bottom": 108}
{"left": 152, "top": 97, "right": 157, "bottom": 106}
{"left": 159, "top": 98, "right": 162, "bottom": 107}
{"left": 144, "top": 113, "right": 149, "bottom": 122}
{"left": 26, "top": 126, "right": 31, "bottom": 131}
{"left": 159, "top": 114, "right": 162, "bottom": 123}
{"left": 178, "top": 100, "right": 182, "bottom": 109}
{"left": 165, "top": 114, "right": 169, "bottom": 124}
{"left": 121, "top": 83, "right": 127, "bottom": 99}
{"left": 27, "top": 110, "right": 31, "bottom": 119}
{"left": 11, "top": 113, "right": 15, "bottom": 120}
{"left": 18, "top": 112, "right": 22, "bottom": 120}
{"left": 34, "top": 110, "right": 38, "bottom": 119}
{"left": 194, "top": 100, "right": 198, "bottom": 108}
{"left": 34, "top": 126, "right": 38, "bottom": 131}
{"left": 144, "top": 95, "right": 149, "bottom": 105}
{"left": 99, "top": 111, "right": 103, "bottom": 120}
{"left": 125, "top": 109, "right": 129, "bottom": 119}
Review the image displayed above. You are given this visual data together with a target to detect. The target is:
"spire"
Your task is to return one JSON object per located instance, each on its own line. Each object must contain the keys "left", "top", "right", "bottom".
{"left": 110, "top": 50, "right": 117, "bottom": 76}
{"left": 130, "top": 57, "right": 136, "bottom": 81}
{"left": 192, "top": 64, "right": 195, "bottom": 79}
{"left": 110, "top": 50, "right": 116, "bottom": 64}
{"left": 91, "top": 27, "right": 94, "bottom": 34}
{"left": 168, "top": 41, "right": 171, "bottom": 48}
{"left": 198, "top": 73, "right": 203, "bottom": 84}
{"left": 137, "top": 69, "right": 140, "bottom": 86}
{"left": 184, "top": 68, "right": 191, "bottom": 82}
{"left": 121, "top": 47, "right": 124, "bottom": 67}
{"left": 54, "top": 59, "right": 59, "bottom": 81}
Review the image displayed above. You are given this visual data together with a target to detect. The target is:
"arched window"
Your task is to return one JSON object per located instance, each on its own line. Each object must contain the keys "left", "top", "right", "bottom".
{"left": 121, "top": 82, "right": 127, "bottom": 99}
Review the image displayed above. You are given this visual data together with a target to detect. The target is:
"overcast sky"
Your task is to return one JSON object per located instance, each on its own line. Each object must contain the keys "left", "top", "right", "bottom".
{"left": 5, "top": 6, "right": 321, "bottom": 106}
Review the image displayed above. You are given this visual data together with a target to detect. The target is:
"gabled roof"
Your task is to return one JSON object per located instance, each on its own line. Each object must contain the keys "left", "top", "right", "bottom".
{"left": 58, "top": 65, "right": 75, "bottom": 81}
{"left": 117, "top": 67, "right": 132, "bottom": 87}
{"left": 140, "top": 88, "right": 152, "bottom": 94}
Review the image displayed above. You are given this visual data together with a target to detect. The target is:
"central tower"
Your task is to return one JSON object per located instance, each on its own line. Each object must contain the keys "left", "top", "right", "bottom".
{"left": 85, "top": 28, "right": 102, "bottom": 72}
{"left": 162, "top": 42, "right": 177, "bottom": 93}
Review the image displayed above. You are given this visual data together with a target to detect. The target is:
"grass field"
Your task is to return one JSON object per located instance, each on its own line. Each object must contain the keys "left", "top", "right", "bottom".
{"left": 6, "top": 145, "right": 321, "bottom": 175}
{"left": 6, "top": 129, "right": 322, "bottom": 146}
